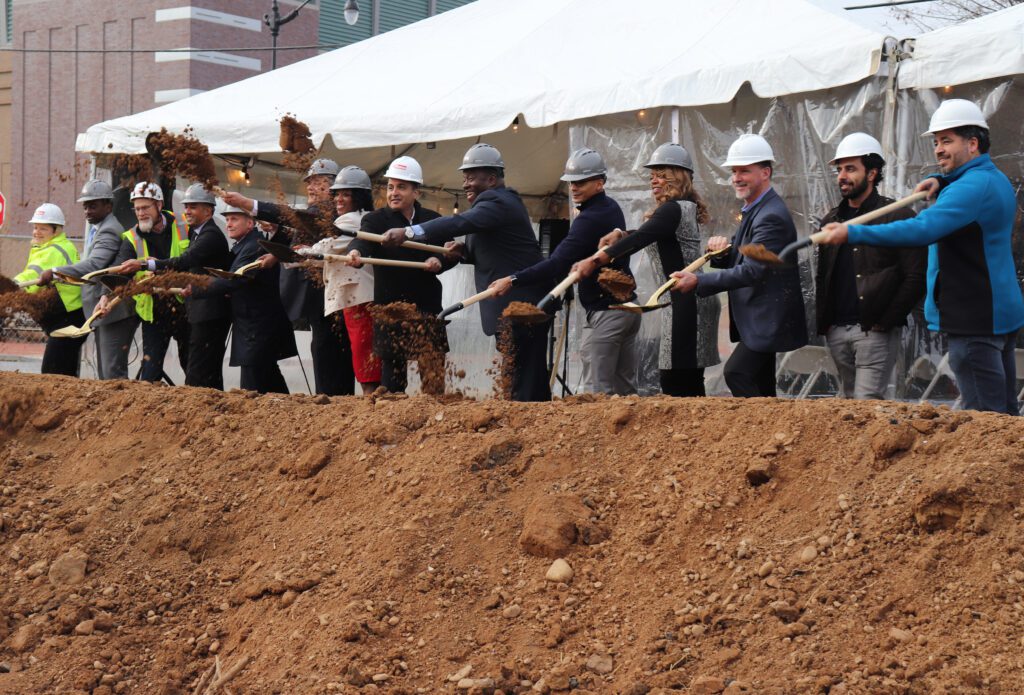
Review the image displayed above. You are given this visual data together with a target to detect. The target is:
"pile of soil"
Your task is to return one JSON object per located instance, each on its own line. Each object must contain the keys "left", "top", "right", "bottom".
{"left": 597, "top": 269, "right": 636, "bottom": 302}
{"left": 0, "top": 277, "right": 21, "bottom": 295}
{"left": 2, "top": 373, "right": 1024, "bottom": 695}
{"left": 111, "top": 154, "right": 153, "bottom": 189}
{"left": 279, "top": 115, "right": 314, "bottom": 154}
{"left": 369, "top": 302, "right": 447, "bottom": 395}
{"left": 0, "top": 288, "right": 63, "bottom": 326}
{"left": 148, "top": 128, "right": 218, "bottom": 191}
{"left": 738, "top": 244, "right": 781, "bottom": 265}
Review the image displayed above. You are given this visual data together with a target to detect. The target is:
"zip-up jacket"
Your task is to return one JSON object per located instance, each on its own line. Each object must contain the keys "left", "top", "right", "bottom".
{"left": 848, "top": 154, "right": 1024, "bottom": 336}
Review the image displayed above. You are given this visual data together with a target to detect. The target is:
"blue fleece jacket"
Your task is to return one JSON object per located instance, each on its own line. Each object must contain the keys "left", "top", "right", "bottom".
{"left": 848, "top": 154, "right": 1024, "bottom": 336}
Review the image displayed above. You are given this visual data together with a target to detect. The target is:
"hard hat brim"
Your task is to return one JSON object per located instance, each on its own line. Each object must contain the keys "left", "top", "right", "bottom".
{"left": 921, "top": 119, "right": 989, "bottom": 137}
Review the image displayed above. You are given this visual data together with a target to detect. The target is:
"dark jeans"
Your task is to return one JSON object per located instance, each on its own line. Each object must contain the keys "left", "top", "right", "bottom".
{"left": 139, "top": 316, "right": 189, "bottom": 383}
{"left": 185, "top": 318, "right": 230, "bottom": 389}
{"left": 660, "top": 368, "right": 706, "bottom": 397}
{"left": 240, "top": 363, "right": 289, "bottom": 394}
{"left": 310, "top": 312, "right": 355, "bottom": 396}
{"left": 724, "top": 342, "right": 777, "bottom": 397}
{"left": 947, "top": 330, "right": 1020, "bottom": 415}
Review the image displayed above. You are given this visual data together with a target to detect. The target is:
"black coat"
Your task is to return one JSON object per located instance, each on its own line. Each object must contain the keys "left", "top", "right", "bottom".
{"left": 417, "top": 186, "right": 546, "bottom": 335}
{"left": 154, "top": 217, "right": 231, "bottom": 323}
{"left": 255, "top": 200, "right": 330, "bottom": 322}
{"left": 815, "top": 190, "right": 925, "bottom": 333}
{"left": 199, "top": 229, "right": 297, "bottom": 367}
{"left": 696, "top": 188, "right": 808, "bottom": 353}
{"left": 348, "top": 202, "right": 452, "bottom": 315}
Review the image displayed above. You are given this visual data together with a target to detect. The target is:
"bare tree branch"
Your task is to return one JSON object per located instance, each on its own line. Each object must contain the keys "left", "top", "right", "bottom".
{"left": 891, "top": 0, "right": 1021, "bottom": 31}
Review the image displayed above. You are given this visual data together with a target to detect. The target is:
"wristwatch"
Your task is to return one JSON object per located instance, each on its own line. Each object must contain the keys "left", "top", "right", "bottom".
{"left": 404, "top": 226, "right": 416, "bottom": 239}
{"left": 509, "top": 275, "right": 519, "bottom": 287}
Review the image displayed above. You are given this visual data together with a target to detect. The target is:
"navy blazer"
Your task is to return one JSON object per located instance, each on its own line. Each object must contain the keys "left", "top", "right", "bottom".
{"left": 416, "top": 186, "right": 545, "bottom": 336}
{"left": 696, "top": 188, "right": 808, "bottom": 353}
{"left": 200, "top": 230, "right": 297, "bottom": 367}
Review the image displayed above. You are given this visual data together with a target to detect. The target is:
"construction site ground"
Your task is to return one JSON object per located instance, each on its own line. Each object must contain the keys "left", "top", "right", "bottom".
{"left": 0, "top": 371, "right": 1022, "bottom": 694}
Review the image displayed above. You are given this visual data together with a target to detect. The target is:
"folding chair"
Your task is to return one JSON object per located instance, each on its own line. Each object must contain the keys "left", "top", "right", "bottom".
{"left": 776, "top": 346, "right": 839, "bottom": 399}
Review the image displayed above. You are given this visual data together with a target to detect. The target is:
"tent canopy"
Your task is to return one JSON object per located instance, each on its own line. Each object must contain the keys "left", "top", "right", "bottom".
{"left": 76, "top": 0, "right": 887, "bottom": 157}
{"left": 898, "top": 4, "right": 1024, "bottom": 89}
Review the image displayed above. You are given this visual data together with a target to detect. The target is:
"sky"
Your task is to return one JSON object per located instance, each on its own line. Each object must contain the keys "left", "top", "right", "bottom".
{"left": 807, "top": 0, "right": 954, "bottom": 36}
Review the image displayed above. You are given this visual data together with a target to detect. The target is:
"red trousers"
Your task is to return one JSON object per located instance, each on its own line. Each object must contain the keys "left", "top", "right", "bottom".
{"left": 342, "top": 303, "right": 381, "bottom": 384}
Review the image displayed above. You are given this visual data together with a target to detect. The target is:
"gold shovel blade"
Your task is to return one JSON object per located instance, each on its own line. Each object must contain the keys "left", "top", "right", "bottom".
{"left": 50, "top": 325, "right": 90, "bottom": 339}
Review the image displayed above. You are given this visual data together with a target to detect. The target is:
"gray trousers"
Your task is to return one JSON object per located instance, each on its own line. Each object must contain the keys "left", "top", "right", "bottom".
{"left": 825, "top": 324, "right": 900, "bottom": 400}
{"left": 93, "top": 316, "right": 139, "bottom": 380}
{"left": 581, "top": 309, "right": 641, "bottom": 395}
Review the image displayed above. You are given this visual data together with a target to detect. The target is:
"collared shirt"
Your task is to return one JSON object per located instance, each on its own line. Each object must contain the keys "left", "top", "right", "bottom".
{"left": 741, "top": 187, "right": 772, "bottom": 213}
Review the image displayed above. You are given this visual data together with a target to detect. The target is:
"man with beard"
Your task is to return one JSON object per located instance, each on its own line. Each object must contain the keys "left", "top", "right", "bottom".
{"left": 38, "top": 180, "right": 137, "bottom": 379}
{"left": 819, "top": 100, "right": 1024, "bottom": 414}
{"left": 814, "top": 133, "right": 925, "bottom": 400}
{"left": 103, "top": 181, "right": 190, "bottom": 382}
{"left": 115, "top": 183, "right": 232, "bottom": 389}
{"left": 669, "top": 134, "right": 807, "bottom": 397}
{"left": 378, "top": 144, "right": 551, "bottom": 401}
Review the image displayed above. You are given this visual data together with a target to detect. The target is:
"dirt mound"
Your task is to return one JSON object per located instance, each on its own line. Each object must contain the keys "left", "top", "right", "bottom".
{"left": 1, "top": 372, "right": 1023, "bottom": 694}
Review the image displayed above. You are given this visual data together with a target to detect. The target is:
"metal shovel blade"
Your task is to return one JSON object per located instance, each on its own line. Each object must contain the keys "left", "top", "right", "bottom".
{"left": 96, "top": 274, "right": 132, "bottom": 291}
{"left": 259, "top": 239, "right": 304, "bottom": 263}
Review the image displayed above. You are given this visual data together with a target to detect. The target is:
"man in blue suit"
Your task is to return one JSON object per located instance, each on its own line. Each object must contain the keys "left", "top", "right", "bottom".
{"left": 671, "top": 134, "right": 808, "bottom": 397}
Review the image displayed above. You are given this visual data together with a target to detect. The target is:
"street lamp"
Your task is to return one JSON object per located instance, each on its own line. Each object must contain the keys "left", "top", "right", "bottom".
{"left": 264, "top": 0, "right": 316, "bottom": 70}
{"left": 344, "top": 0, "right": 360, "bottom": 25}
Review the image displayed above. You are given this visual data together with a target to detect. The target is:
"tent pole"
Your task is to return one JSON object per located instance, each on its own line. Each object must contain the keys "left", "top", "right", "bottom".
{"left": 671, "top": 107, "right": 680, "bottom": 143}
{"left": 880, "top": 38, "right": 901, "bottom": 196}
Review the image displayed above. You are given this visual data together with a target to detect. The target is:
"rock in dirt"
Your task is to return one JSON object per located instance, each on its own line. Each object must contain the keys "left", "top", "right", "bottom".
{"left": 48, "top": 547, "right": 88, "bottom": 586}
{"left": 545, "top": 558, "right": 574, "bottom": 583}
{"left": 31, "top": 410, "right": 64, "bottom": 431}
{"left": 869, "top": 420, "right": 916, "bottom": 461}
{"left": 286, "top": 443, "right": 332, "bottom": 479}
{"left": 585, "top": 653, "right": 613, "bottom": 675}
{"left": 9, "top": 624, "right": 42, "bottom": 653}
{"left": 519, "top": 494, "right": 607, "bottom": 558}
{"left": 690, "top": 675, "right": 727, "bottom": 694}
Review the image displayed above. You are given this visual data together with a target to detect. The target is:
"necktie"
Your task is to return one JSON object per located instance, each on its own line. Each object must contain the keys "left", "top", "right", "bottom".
{"left": 86, "top": 225, "right": 97, "bottom": 251}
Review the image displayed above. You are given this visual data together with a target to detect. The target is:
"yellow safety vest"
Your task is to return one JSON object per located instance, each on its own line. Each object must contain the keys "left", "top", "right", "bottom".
{"left": 14, "top": 231, "right": 83, "bottom": 313}
{"left": 121, "top": 211, "right": 190, "bottom": 322}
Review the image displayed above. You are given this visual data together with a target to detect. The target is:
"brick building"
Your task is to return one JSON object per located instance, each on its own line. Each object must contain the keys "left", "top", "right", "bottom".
{"left": 1, "top": 0, "right": 475, "bottom": 276}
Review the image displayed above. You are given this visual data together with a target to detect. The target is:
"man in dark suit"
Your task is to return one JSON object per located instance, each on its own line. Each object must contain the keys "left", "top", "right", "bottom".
{"left": 117, "top": 183, "right": 232, "bottom": 389}
{"left": 221, "top": 159, "right": 355, "bottom": 396}
{"left": 40, "top": 179, "right": 138, "bottom": 379}
{"left": 191, "top": 205, "right": 297, "bottom": 393}
{"left": 671, "top": 134, "right": 808, "bottom": 397}
{"left": 379, "top": 144, "right": 551, "bottom": 401}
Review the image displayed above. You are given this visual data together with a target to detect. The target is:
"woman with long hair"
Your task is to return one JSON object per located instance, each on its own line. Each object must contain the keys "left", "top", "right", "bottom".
{"left": 310, "top": 166, "right": 381, "bottom": 394}
{"left": 574, "top": 143, "right": 721, "bottom": 396}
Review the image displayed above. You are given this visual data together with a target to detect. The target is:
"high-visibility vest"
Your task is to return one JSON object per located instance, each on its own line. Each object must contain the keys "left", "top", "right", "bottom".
{"left": 121, "top": 211, "right": 190, "bottom": 322}
{"left": 14, "top": 231, "right": 83, "bottom": 313}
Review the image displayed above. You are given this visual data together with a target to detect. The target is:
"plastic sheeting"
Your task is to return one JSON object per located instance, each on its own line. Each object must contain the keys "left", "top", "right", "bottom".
{"left": 563, "top": 75, "right": 1024, "bottom": 397}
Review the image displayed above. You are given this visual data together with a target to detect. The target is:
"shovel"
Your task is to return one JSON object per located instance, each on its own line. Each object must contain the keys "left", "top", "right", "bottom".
{"left": 52, "top": 271, "right": 88, "bottom": 286}
{"left": 51, "top": 297, "right": 123, "bottom": 339}
{"left": 609, "top": 246, "right": 732, "bottom": 314}
{"left": 742, "top": 191, "right": 929, "bottom": 265}
{"left": 204, "top": 260, "right": 263, "bottom": 279}
{"left": 331, "top": 227, "right": 450, "bottom": 255}
{"left": 536, "top": 246, "right": 614, "bottom": 314}
{"left": 82, "top": 265, "right": 128, "bottom": 281}
{"left": 259, "top": 240, "right": 432, "bottom": 270}
{"left": 437, "top": 287, "right": 498, "bottom": 319}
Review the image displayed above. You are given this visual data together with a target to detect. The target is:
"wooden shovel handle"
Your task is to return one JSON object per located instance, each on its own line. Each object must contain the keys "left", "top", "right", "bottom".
{"left": 459, "top": 287, "right": 498, "bottom": 308}
{"left": 650, "top": 245, "right": 732, "bottom": 303}
{"left": 354, "top": 230, "right": 449, "bottom": 255}
{"left": 82, "top": 265, "right": 125, "bottom": 280}
{"left": 549, "top": 270, "right": 581, "bottom": 299}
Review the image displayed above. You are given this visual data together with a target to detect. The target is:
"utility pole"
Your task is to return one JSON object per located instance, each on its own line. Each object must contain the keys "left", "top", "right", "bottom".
{"left": 264, "top": 0, "right": 316, "bottom": 70}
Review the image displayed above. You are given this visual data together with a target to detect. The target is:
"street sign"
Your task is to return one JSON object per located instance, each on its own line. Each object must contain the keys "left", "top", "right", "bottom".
{"left": 0, "top": 191, "right": 5, "bottom": 228}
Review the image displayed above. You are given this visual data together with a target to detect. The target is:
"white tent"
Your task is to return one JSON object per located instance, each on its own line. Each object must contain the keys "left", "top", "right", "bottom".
{"left": 898, "top": 3, "right": 1024, "bottom": 89}
{"left": 77, "top": 0, "right": 888, "bottom": 158}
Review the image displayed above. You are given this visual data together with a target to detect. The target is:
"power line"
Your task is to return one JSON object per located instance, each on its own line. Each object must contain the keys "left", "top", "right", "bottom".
{"left": 0, "top": 44, "right": 345, "bottom": 54}
{"left": 844, "top": 0, "right": 935, "bottom": 9}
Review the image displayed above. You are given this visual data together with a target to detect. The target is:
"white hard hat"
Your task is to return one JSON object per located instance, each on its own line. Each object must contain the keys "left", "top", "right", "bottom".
{"left": 829, "top": 132, "right": 883, "bottom": 165}
{"left": 304, "top": 158, "right": 340, "bottom": 182}
{"left": 384, "top": 156, "right": 424, "bottom": 185}
{"left": 722, "top": 134, "right": 775, "bottom": 167}
{"left": 923, "top": 99, "right": 989, "bottom": 136}
{"left": 130, "top": 181, "right": 164, "bottom": 203}
{"left": 30, "top": 203, "right": 66, "bottom": 226}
